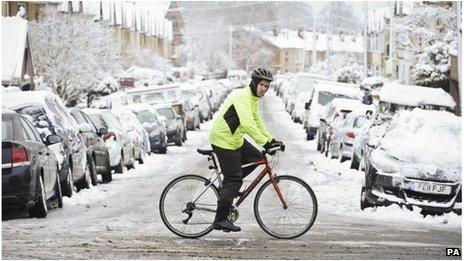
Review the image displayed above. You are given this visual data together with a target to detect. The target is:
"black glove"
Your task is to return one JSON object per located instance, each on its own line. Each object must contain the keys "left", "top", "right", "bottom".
{"left": 271, "top": 139, "right": 285, "bottom": 152}
{"left": 264, "top": 140, "right": 283, "bottom": 155}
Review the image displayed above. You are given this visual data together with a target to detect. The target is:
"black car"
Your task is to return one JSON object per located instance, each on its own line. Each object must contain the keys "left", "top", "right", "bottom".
{"left": 124, "top": 104, "right": 168, "bottom": 154}
{"left": 69, "top": 108, "right": 112, "bottom": 183}
{"left": 155, "top": 105, "right": 185, "bottom": 147}
{"left": 3, "top": 91, "right": 91, "bottom": 197}
{"left": 2, "top": 110, "right": 63, "bottom": 218}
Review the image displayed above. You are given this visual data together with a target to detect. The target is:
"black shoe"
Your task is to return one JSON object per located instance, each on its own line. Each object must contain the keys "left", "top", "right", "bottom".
{"left": 212, "top": 219, "right": 241, "bottom": 232}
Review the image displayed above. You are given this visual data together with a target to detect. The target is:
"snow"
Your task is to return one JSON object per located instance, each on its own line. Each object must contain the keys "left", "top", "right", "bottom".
{"left": 379, "top": 82, "right": 456, "bottom": 108}
{"left": 1, "top": 16, "right": 28, "bottom": 82}
{"left": 314, "top": 80, "right": 363, "bottom": 98}
{"left": 371, "top": 109, "right": 461, "bottom": 182}
{"left": 261, "top": 30, "right": 364, "bottom": 53}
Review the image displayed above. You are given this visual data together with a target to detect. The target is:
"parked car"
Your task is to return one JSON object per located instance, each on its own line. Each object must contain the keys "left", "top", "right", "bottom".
{"left": 286, "top": 73, "right": 330, "bottom": 115}
{"left": 154, "top": 104, "right": 185, "bottom": 146}
{"left": 177, "top": 98, "right": 200, "bottom": 131}
{"left": 322, "top": 99, "right": 374, "bottom": 159}
{"left": 360, "top": 109, "right": 461, "bottom": 216}
{"left": 329, "top": 112, "right": 370, "bottom": 162}
{"left": 124, "top": 103, "right": 168, "bottom": 154}
{"left": 112, "top": 106, "right": 149, "bottom": 164}
{"left": 3, "top": 90, "right": 90, "bottom": 197}
{"left": 83, "top": 109, "right": 135, "bottom": 173}
{"left": 69, "top": 108, "right": 112, "bottom": 183}
{"left": 2, "top": 110, "right": 63, "bottom": 218}
{"left": 180, "top": 82, "right": 211, "bottom": 123}
{"left": 351, "top": 82, "right": 457, "bottom": 171}
{"left": 303, "top": 80, "right": 363, "bottom": 140}
{"left": 291, "top": 91, "right": 312, "bottom": 123}
{"left": 171, "top": 100, "right": 190, "bottom": 137}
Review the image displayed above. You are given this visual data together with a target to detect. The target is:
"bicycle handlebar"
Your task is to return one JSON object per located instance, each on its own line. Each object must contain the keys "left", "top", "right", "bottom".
{"left": 262, "top": 142, "right": 285, "bottom": 155}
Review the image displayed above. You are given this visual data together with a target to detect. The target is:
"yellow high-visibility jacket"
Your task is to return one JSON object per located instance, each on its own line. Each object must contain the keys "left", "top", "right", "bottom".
{"left": 210, "top": 86, "right": 273, "bottom": 150}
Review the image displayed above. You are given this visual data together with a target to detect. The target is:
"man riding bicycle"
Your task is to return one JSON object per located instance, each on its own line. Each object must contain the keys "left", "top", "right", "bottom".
{"left": 210, "top": 67, "right": 284, "bottom": 232}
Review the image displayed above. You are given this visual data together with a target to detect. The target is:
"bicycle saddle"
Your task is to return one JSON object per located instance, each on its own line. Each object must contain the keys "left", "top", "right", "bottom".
{"left": 197, "top": 148, "right": 214, "bottom": 155}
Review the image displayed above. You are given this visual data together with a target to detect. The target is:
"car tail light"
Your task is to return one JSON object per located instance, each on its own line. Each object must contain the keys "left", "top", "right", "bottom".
{"left": 346, "top": 132, "right": 355, "bottom": 139}
{"left": 12, "top": 145, "right": 29, "bottom": 167}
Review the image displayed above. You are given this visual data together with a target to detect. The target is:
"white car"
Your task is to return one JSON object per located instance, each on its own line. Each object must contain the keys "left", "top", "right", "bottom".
{"left": 361, "top": 109, "right": 461, "bottom": 216}
{"left": 83, "top": 109, "right": 135, "bottom": 173}
{"left": 180, "top": 83, "right": 211, "bottom": 122}
{"left": 303, "top": 80, "right": 363, "bottom": 140}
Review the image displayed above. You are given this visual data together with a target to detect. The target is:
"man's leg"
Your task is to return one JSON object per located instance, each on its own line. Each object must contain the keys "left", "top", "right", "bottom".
{"left": 211, "top": 144, "right": 242, "bottom": 232}
{"left": 240, "top": 139, "right": 266, "bottom": 178}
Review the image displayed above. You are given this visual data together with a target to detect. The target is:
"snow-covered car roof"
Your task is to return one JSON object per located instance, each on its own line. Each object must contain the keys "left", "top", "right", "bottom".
{"left": 379, "top": 82, "right": 456, "bottom": 108}
{"left": 372, "top": 108, "right": 461, "bottom": 182}
{"left": 326, "top": 98, "right": 367, "bottom": 113}
{"left": 3, "top": 90, "right": 55, "bottom": 109}
{"left": 122, "top": 103, "right": 154, "bottom": 113}
{"left": 361, "top": 76, "right": 386, "bottom": 87}
{"left": 124, "top": 83, "right": 180, "bottom": 94}
{"left": 314, "top": 80, "right": 363, "bottom": 98}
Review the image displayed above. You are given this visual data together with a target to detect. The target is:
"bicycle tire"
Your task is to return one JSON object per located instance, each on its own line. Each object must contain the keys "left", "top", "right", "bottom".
{"left": 159, "top": 174, "right": 219, "bottom": 238}
{"left": 254, "top": 175, "right": 318, "bottom": 239}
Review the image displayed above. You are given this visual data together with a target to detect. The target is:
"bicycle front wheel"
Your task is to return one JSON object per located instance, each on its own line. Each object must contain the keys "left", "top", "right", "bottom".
{"left": 254, "top": 175, "right": 318, "bottom": 239}
{"left": 159, "top": 175, "right": 219, "bottom": 238}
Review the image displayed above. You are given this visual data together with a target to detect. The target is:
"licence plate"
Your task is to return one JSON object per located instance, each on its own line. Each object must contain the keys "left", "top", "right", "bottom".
{"left": 411, "top": 181, "right": 452, "bottom": 195}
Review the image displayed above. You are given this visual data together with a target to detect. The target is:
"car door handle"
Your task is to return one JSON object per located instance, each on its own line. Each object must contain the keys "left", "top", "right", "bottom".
{"left": 45, "top": 152, "right": 50, "bottom": 156}
{"left": 38, "top": 151, "right": 43, "bottom": 155}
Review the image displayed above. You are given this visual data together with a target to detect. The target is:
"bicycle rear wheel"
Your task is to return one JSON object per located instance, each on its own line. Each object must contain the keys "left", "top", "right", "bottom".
{"left": 159, "top": 175, "right": 219, "bottom": 238}
{"left": 254, "top": 175, "right": 317, "bottom": 239}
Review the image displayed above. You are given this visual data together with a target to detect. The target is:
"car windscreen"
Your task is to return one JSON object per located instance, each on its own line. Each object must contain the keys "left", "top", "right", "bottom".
{"left": 318, "top": 92, "right": 353, "bottom": 106}
{"left": 87, "top": 114, "right": 107, "bottom": 129}
{"left": 2, "top": 118, "right": 13, "bottom": 140}
{"left": 15, "top": 106, "right": 54, "bottom": 139}
{"left": 101, "top": 111, "right": 124, "bottom": 132}
{"left": 71, "top": 110, "right": 86, "bottom": 124}
{"left": 136, "top": 110, "right": 157, "bottom": 124}
{"left": 157, "top": 108, "right": 175, "bottom": 120}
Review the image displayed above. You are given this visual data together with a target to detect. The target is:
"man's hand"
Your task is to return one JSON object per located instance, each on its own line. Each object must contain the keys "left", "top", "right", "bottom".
{"left": 264, "top": 140, "right": 285, "bottom": 155}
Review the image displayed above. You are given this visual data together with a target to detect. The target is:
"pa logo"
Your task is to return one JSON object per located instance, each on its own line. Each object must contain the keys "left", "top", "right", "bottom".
{"left": 446, "top": 248, "right": 461, "bottom": 256}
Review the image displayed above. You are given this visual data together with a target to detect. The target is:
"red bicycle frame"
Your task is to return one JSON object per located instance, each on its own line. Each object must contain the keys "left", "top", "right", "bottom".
{"left": 234, "top": 156, "right": 288, "bottom": 209}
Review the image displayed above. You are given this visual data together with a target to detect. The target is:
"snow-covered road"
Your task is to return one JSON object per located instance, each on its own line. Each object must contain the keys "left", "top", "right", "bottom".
{"left": 2, "top": 91, "right": 461, "bottom": 259}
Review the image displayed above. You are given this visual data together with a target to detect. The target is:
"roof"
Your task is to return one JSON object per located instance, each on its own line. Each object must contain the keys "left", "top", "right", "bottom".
{"left": 122, "top": 103, "right": 154, "bottom": 113}
{"left": 261, "top": 30, "right": 364, "bottom": 53}
{"left": 379, "top": 82, "right": 456, "bottom": 108}
{"left": 314, "top": 80, "right": 363, "bottom": 98}
{"left": 124, "top": 83, "right": 180, "bottom": 94}
{"left": 2, "top": 16, "right": 28, "bottom": 82}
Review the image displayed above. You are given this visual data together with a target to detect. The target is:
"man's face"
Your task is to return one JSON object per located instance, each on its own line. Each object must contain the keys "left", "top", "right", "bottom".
{"left": 257, "top": 80, "right": 270, "bottom": 98}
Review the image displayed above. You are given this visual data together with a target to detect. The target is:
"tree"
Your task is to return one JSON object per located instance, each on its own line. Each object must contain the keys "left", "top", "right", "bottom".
{"left": 317, "top": 2, "right": 360, "bottom": 34}
{"left": 29, "top": 8, "right": 121, "bottom": 106}
{"left": 413, "top": 42, "right": 451, "bottom": 91}
{"left": 310, "top": 53, "right": 364, "bottom": 83}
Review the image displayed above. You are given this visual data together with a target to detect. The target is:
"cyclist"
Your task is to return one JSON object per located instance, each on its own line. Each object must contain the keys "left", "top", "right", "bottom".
{"left": 209, "top": 67, "right": 284, "bottom": 232}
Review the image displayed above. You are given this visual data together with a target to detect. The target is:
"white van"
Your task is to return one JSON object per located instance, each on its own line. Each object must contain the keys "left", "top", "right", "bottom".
{"left": 285, "top": 73, "right": 329, "bottom": 114}
{"left": 303, "top": 80, "right": 363, "bottom": 140}
{"left": 227, "top": 70, "right": 248, "bottom": 88}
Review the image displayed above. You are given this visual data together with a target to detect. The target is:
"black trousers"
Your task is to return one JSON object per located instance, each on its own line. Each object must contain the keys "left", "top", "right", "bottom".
{"left": 212, "top": 139, "right": 264, "bottom": 221}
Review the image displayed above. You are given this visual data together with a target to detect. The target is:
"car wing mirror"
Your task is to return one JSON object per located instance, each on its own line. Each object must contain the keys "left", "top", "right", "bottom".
{"left": 45, "top": 134, "right": 62, "bottom": 146}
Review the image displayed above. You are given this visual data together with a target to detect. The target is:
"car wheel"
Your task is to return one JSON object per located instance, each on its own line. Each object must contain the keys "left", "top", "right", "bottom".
{"left": 182, "top": 129, "right": 187, "bottom": 142}
{"left": 339, "top": 145, "right": 349, "bottom": 162}
{"left": 53, "top": 169, "right": 63, "bottom": 209}
{"left": 199, "top": 114, "right": 204, "bottom": 123}
{"left": 324, "top": 140, "right": 330, "bottom": 157}
{"left": 360, "top": 186, "right": 375, "bottom": 210}
{"left": 316, "top": 134, "right": 321, "bottom": 151}
{"left": 61, "top": 166, "right": 74, "bottom": 198}
{"left": 209, "top": 112, "right": 213, "bottom": 120}
{"left": 77, "top": 163, "right": 91, "bottom": 191}
{"left": 350, "top": 153, "right": 360, "bottom": 170}
{"left": 160, "top": 146, "right": 167, "bottom": 154}
{"left": 115, "top": 151, "right": 124, "bottom": 174}
{"left": 28, "top": 175, "right": 48, "bottom": 218}
{"left": 102, "top": 150, "right": 113, "bottom": 182}
{"left": 89, "top": 157, "right": 98, "bottom": 186}
{"left": 126, "top": 149, "right": 135, "bottom": 170}
{"left": 306, "top": 130, "right": 314, "bottom": 141}
{"left": 175, "top": 133, "right": 182, "bottom": 146}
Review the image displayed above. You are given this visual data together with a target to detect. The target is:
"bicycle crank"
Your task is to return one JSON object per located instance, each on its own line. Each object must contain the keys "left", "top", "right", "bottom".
{"left": 227, "top": 206, "right": 239, "bottom": 223}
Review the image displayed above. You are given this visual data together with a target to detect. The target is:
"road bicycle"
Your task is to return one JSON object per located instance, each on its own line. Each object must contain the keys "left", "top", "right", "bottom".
{"left": 159, "top": 145, "right": 318, "bottom": 239}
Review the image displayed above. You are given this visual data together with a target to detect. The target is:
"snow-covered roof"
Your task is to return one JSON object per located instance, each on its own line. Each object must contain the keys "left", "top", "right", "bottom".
{"left": 2, "top": 16, "right": 28, "bottom": 82}
{"left": 123, "top": 103, "right": 154, "bottom": 113}
{"left": 124, "top": 83, "right": 180, "bottom": 94}
{"left": 361, "top": 76, "right": 387, "bottom": 87}
{"left": 261, "top": 30, "right": 364, "bottom": 53}
{"left": 2, "top": 90, "right": 56, "bottom": 110}
{"left": 379, "top": 82, "right": 456, "bottom": 108}
{"left": 314, "top": 80, "right": 363, "bottom": 98}
{"left": 328, "top": 98, "right": 373, "bottom": 113}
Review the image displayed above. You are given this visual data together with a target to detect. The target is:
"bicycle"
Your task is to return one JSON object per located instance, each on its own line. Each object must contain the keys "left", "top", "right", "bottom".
{"left": 159, "top": 144, "right": 318, "bottom": 239}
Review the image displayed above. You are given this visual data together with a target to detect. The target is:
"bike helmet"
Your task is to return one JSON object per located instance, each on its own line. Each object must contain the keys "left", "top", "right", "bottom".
{"left": 251, "top": 68, "right": 273, "bottom": 82}
{"left": 249, "top": 68, "right": 273, "bottom": 97}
